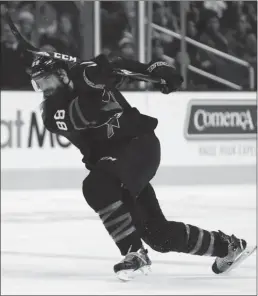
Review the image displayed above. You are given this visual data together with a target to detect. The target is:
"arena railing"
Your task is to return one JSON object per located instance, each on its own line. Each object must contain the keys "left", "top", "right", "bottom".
{"left": 162, "top": 55, "right": 244, "bottom": 90}
{"left": 150, "top": 23, "right": 255, "bottom": 90}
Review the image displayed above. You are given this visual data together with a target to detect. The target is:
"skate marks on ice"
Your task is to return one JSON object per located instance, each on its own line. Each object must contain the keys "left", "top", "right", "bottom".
{"left": 1, "top": 250, "right": 256, "bottom": 295}
{"left": 1, "top": 186, "right": 256, "bottom": 295}
{"left": 3, "top": 249, "right": 255, "bottom": 276}
{"left": 1, "top": 249, "right": 256, "bottom": 295}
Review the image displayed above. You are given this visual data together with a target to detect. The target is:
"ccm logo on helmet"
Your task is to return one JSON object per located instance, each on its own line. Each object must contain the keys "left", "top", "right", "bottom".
{"left": 53, "top": 52, "right": 77, "bottom": 62}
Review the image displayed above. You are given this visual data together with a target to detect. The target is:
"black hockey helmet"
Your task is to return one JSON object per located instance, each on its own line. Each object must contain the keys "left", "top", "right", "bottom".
{"left": 30, "top": 55, "right": 69, "bottom": 92}
{"left": 30, "top": 55, "right": 69, "bottom": 79}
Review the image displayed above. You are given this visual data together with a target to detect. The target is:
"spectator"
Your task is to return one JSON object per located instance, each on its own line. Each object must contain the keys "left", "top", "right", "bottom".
{"left": 203, "top": 0, "right": 227, "bottom": 18}
{"left": 243, "top": 33, "right": 257, "bottom": 89}
{"left": 101, "top": 1, "right": 130, "bottom": 53}
{"left": 57, "top": 13, "right": 79, "bottom": 56}
{"left": 152, "top": 1, "right": 181, "bottom": 61}
{"left": 1, "top": 23, "right": 31, "bottom": 89}
{"left": 39, "top": 35, "right": 70, "bottom": 55}
{"left": 186, "top": 19, "right": 201, "bottom": 67}
{"left": 244, "top": 2, "right": 257, "bottom": 34}
{"left": 118, "top": 34, "right": 135, "bottom": 60}
{"left": 117, "top": 35, "right": 139, "bottom": 90}
{"left": 37, "top": 3, "right": 79, "bottom": 56}
{"left": 152, "top": 38, "right": 174, "bottom": 65}
{"left": 188, "top": 2, "right": 201, "bottom": 24}
{"left": 226, "top": 14, "right": 253, "bottom": 58}
{"left": 187, "top": 20, "right": 198, "bottom": 39}
{"left": 193, "top": 13, "right": 227, "bottom": 83}
{"left": 199, "top": 13, "right": 228, "bottom": 52}
{"left": 244, "top": 33, "right": 257, "bottom": 63}
{"left": 152, "top": 2, "right": 176, "bottom": 45}
{"left": 37, "top": 2, "right": 58, "bottom": 37}
{"left": 17, "top": 10, "right": 35, "bottom": 42}
{"left": 1, "top": 21, "right": 19, "bottom": 49}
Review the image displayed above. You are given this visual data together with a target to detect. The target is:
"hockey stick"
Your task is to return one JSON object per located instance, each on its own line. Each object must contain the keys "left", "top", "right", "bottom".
{"left": 4, "top": 9, "right": 165, "bottom": 85}
{"left": 4, "top": 9, "right": 38, "bottom": 52}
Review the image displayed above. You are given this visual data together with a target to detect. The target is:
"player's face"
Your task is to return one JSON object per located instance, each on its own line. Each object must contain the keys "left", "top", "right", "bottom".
{"left": 31, "top": 74, "right": 63, "bottom": 96}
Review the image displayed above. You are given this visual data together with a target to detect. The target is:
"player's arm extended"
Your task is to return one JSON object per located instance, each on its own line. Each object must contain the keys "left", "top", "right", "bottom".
{"left": 71, "top": 54, "right": 183, "bottom": 93}
{"left": 108, "top": 56, "right": 151, "bottom": 75}
{"left": 109, "top": 56, "right": 184, "bottom": 93}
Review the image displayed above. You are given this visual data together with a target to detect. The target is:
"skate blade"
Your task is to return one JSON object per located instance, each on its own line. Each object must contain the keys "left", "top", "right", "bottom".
{"left": 221, "top": 245, "right": 257, "bottom": 275}
{"left": 116, "top": 265, "right": 151, "bottom": 282}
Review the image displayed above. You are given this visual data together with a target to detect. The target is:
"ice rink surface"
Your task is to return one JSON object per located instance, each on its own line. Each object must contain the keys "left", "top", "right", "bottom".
{"left": 1, "top": 185, "right": 256, "bottom": 295}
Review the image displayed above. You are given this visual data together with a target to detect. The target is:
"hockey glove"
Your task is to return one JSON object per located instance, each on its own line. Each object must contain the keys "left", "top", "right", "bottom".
{"left": 147, "top": 61, "right": 183, "bottom": 94}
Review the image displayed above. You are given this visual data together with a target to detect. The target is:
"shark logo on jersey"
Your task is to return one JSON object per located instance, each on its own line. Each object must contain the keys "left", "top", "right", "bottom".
{"left": 93, "top": 112, "right": 123, "bottom": 138}
{"left": 94, "top": 90, "right": 123, "bottom": 138}
{"left": 106, "top": 112, "right": 123, "bottom": 138}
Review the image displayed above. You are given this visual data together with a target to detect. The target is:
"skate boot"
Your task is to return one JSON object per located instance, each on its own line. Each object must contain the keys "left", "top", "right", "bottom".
{"left": 114, "top": 247, "right": 152, "bottom": 281}
{"left": 212, "top": 231, "right": 256, "bottom": 274}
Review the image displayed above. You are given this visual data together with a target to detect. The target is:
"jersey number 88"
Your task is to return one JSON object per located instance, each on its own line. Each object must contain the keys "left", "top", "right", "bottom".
{"left": 54, "top": 110, "right": 68, "bottom": 130}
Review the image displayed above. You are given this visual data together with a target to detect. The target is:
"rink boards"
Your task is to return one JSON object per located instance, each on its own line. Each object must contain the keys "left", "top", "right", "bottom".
{"left": 1, "top": 91, "right": 256, "bottom": 189}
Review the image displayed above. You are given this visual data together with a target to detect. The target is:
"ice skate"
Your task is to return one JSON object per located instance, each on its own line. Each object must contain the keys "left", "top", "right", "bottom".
{"left": 114, "top": 247, "right": 152, "bottom": 281}
{"left": 212, "top": 231, "right": 256, "bottom": 274}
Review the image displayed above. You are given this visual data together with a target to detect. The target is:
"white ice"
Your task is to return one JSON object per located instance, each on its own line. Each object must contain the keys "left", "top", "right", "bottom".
{"left": 1, "top": 185, "right": 256, "bottom": 295}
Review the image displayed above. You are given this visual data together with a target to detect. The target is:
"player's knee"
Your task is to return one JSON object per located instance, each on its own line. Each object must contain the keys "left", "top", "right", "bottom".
{"left": 82, "top": 169, "right": 122, "bottom": 212}
{"left": 143, "top": 221, "right": 188, "bottom": 253}
{"left": 162, "top": 221, "right": 188, "bottom": 252}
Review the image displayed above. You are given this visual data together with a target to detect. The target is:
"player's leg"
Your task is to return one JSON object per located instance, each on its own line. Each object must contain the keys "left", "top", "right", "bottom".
{"left": 82, "top": 132, "right": 161, "bottom": 280}
{"left": 134, "top": 183, "right": 251, "bottom": 274}
{"left": 134, "top": 183, "right": 227, "bottom": 256}
{"left": 82, "top": 169, "right": 143, "bottom": 255}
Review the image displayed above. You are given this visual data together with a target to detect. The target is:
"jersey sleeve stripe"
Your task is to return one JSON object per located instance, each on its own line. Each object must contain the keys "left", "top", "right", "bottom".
{"left": 83, "top": 69, "right": 105, "bottom": 89}
{"left": 69, "top": 98, "right": 86, "bottom": 130}
{"left": 74, "top": 97, "right": 91, "bottom": 126}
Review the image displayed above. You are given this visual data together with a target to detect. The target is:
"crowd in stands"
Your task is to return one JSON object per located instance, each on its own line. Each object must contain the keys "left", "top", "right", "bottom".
{"left": 1, "top": 1, "right": 80, "bottom": 90}
{"left": 151, "top": 1, "right": 257, "bottom": 90}
{"left": 100, "top": 1, "right": 257, "bottom": 90}
{"left": 1, "top": 1, "right": 257, "bottom": 90}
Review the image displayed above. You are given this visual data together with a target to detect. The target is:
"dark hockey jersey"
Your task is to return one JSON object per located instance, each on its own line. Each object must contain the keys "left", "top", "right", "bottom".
{"left": 40, "top": 58, "right": 158, "bottom": 168}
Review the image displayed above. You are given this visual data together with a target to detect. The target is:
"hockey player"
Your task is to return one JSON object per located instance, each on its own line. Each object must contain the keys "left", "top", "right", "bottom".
{"left": 30, "top": 53, "right": 252, "bottom": 281}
